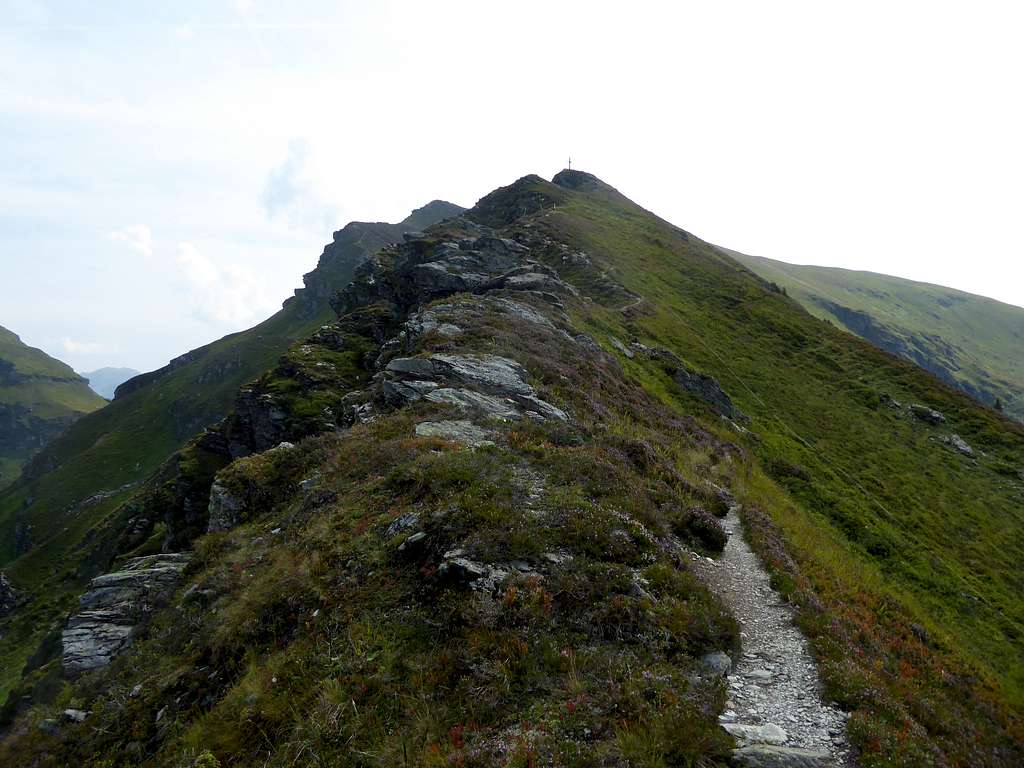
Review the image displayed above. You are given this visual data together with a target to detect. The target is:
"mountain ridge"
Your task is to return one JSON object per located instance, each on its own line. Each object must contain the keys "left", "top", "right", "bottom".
{"left": 0, "top": 200, "right": 463, "bottom": 711}
{"left": 1, "top": 173, "right": 1022, "bottom": 766}
{"left": 728, "top": 249, "right": 1024, "bottom": 421}
{"left": 0, "top": 326, "right": 105, "bottom": 487}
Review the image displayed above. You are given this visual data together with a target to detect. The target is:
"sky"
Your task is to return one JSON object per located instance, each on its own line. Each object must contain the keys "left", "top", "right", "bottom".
{"left": 2, "top": 1, "right": 1022, "bottom": 374}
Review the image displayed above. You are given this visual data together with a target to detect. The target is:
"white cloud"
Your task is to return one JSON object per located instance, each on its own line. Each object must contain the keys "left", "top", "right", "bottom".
{"left": 109, "top": 225, "right": 153, "bottom": 257}
{"left": 174, "top": 241, "right": 276, "bottom": 326}
{"left": 261, "top": 138, "right": 338, "bottom": 231}
{"left": 173, "top": 24, "right": 196, "bottom": 41}
{"left": 62, "top": 338, "right": 105, "bottom": 355}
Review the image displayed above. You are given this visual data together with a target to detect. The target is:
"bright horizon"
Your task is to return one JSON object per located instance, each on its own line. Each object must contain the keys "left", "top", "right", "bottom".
{"left": 2, "top": 1, "right": 1022, "bottom": 373}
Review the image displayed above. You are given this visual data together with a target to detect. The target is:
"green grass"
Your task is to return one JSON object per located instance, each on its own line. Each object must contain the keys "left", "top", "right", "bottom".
{"left": 728, "top": 251, "right": 1024, "bottom": 420}
{"left": 521, "top": 172, "right": 1023, "bottom": 763}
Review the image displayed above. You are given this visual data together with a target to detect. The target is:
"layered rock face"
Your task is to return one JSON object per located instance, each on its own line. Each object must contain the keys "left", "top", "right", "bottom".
{"left": 62, "top": 554, "right": 190, "bottom": 673}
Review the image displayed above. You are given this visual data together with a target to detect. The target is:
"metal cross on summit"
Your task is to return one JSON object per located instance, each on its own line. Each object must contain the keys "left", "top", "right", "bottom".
{"left": 568, "top": 157, "right": 572, "bottom": 171}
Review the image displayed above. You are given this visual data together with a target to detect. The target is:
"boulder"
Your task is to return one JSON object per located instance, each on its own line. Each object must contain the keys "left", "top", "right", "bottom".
{"left": 940, "top": 433, "right": 974, "bottom": 456}
{"left": 385, "top": 512, "right": 420, "bottom": 538}
{"left": 699, "top": 650, "right": 733, "bottom": 677}
{"left": 672, "top": 365, "right": 745, "bottom": 423}
{"left": 415, "top": 420, "right": 495, "bottom": 448}
{"left": 638, "top": 346, "right": 746, "bottom": 422}
{"left": 723, "top": 722, "right": 788, "bottom": 746}
{"left": 429, "top": 354, "right": 535, "bottom": 396}
{"left": 910, "top": 404, "right": 946, "bottom": 424}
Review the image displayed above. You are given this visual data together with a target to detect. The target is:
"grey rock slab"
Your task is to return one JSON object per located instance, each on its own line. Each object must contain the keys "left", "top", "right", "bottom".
{"left": 609, "top": 336, "right": 635, "bottom": 358}
{"left": 518, "top": 394, "right": 568, "bottom": 422}
{"left": 415, "top": 420, "right": 495, "bottom": 448}
{"left": 386, "top": 357, "right": 438, "bottom": 378}
{"left": 487, "top": 297, "right": 556, "bottom": 328}
{"left": 732, "top": 745, "right": 836, "bottom": 768}
{"left": 909, "top": 403, "right": 945, "bottom": 424}
{"left": 430, "top": 354, "right": 534, "bottom": 396}
{"left": 424, "top": 388, "right": 522, "bottom": 420}
{"left": 723, "top": 722, "right": 788, "bottom": 745}
{"left": 0, "top": 571, "right": 21, "bottom": 617}
{"left": 941, "top": 433, "right": 974, "bottom": 456}
{"left": 385, "top": 512, "right": 420, "bottom": 538}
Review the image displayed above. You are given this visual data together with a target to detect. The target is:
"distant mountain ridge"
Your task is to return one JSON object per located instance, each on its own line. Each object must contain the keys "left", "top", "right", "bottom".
{"left": 80, "top": 368, "right": 139, "bottom": 400}
{"left": 0, "top": 326, "right": 105, "bottom": 486}
{"left": 728, "top": 250, "right": 1024, "bottom": 421}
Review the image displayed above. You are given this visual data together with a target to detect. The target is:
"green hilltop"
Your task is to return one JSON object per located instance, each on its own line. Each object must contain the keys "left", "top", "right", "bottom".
{"left": 728, "top": 250, "right": 1024, "bottom": 421}
{"left": 0, "top": 326, "right": 106, "bottom": 488}
{"left": 1, "top": 175, "right": 1022, "bottom": 766}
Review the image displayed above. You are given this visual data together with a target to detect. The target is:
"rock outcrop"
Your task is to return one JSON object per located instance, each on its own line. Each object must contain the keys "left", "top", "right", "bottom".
{"left": 631, "top": 343, "right": 747, "bottom": 422}
{"left": 383, "top": 353, "right": 567, "bottom": 422}
{"left": 62, "top": 553, "right": 190, "bottom": 674}
{"left": 0, "top": 572, "right": 21, "bottom": 617}
{"left": 909, "top": 403, "right": 946, "bottom": 425}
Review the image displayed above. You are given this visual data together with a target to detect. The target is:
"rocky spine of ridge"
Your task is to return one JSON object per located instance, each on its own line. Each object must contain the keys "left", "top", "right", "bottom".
{"left": 113, "top": 201, "right": 465, "bottom": 402}
{"left": 29, "top": 181, "right": 764, "bottom": 767}
{"left": 60, "top": 191, "right": 748, "bottom": 684}
{"left": 286, "top": 200, "right": 466, "bottom": 321}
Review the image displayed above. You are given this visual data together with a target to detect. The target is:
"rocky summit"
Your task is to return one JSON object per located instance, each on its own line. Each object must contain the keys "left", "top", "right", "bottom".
{"left": 0, "top": 171, "right": 1022, "bottom": 768}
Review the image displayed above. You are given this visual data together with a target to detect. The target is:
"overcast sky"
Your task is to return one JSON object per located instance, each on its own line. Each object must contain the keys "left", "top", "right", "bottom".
{"left": 2, "top": 1, "right": 1022, "bottom": 373}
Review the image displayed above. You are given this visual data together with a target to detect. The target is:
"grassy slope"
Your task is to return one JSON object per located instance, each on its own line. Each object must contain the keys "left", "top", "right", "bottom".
{"left": 728, "top": 251, "right": 1024, "bottom": 420}
{"left": 0, "top": 325, "right": 105, "bottom": 485}
{"left": 534, "top": 173, "right": 1023, "bottom": 760}
{"left": 0, "top": 208, "right": 462, "bottom": 704}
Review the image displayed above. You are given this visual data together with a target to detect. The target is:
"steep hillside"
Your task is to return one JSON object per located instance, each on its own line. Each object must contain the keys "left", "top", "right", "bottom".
{"left": 728, "top": 251, "right": 1024, "bottom": 421}
{"left": 80, "top": 368, "right": 140, "bottom": 400}
{"left": 0, "top": 201, "right": 463, "bottom": 707}
{"left": 1, "top": 174, "right": 1022, "bottom": 767}
{"left": 0, "top": 327, "right": 105, "bottom": 487}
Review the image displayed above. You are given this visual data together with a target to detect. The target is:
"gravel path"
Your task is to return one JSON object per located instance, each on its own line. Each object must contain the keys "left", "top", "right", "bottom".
{"left": 693, "top": 508, "right": 856, "bottom": 768}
